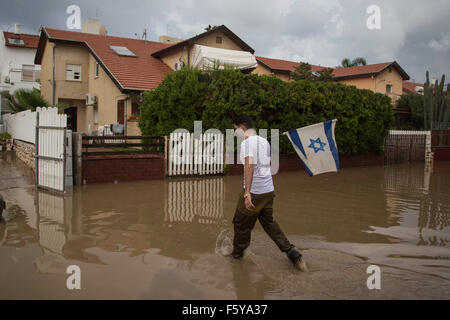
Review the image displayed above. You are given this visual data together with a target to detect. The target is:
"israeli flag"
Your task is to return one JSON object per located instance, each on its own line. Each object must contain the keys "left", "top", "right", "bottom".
{"left": 285, "top": 119, "right": 340, "bottom": 176}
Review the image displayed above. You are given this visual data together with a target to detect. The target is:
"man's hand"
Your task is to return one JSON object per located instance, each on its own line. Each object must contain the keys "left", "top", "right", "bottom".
{"left": 245, "top": 195, "right": 255, "bottom": 211}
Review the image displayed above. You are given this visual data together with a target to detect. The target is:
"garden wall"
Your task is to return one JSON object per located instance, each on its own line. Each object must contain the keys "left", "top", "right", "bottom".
{"left": 82, "top": 154, "right": 166, "bottom": 184}
{"left": 13, "top": 139, "right": 35, "bottom": 171}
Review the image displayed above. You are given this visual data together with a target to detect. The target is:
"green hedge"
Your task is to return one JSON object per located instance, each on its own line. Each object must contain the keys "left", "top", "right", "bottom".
{"left": 139, "top": 68, "right": 394, "bottom": 155}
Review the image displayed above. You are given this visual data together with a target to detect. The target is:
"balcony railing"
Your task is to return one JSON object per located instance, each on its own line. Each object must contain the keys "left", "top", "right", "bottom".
{"left": 6, "top": 68, "right": 41, "bottom": 83}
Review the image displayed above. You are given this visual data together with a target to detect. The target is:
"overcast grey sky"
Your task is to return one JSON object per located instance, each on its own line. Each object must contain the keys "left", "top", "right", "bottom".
{"left": 1, "top": 0, "right": 449, "bottom": 83}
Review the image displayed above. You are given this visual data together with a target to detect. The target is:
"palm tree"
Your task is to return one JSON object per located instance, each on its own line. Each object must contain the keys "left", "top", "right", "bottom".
{"left": 0, "top": 88, "right": 48, "bottom": 113}
{"left": 204, "top": 25, "right": 219, "bottom": 32}
{"left": 339, "top": 57, "right": 367, "bottom": 68}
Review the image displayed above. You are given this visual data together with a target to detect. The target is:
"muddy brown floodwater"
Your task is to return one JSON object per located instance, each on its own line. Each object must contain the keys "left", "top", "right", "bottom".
{"left": 0, "top": 152, "right": 449, "bottom": 299}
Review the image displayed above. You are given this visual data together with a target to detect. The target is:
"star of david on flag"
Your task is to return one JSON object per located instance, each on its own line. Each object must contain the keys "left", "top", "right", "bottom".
{"left": 284, "top": 119, "right": 340, "bottom": 176}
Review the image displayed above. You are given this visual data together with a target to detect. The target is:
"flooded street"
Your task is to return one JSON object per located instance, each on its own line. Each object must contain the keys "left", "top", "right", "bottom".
{"left": 0, "top": 152, "right": 449, "bottom": 299}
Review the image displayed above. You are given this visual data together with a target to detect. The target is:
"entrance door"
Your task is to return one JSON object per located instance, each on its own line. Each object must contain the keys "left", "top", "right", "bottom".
{"left": 117, "top": 101, "right": 125, "bottom": 124}
{"left": 64, "top": 107, "right": 77, "bottom": 131}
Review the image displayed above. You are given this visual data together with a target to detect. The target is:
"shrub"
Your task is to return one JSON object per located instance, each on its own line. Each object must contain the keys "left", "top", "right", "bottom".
{"left": 396, "top": 93, "right": 425, "bottom": 130}
{"left": 139, "top": 68, "right": 394, "bottom": 155}
{"left": 0, "top": 132, "right": 11, "bottom": 141}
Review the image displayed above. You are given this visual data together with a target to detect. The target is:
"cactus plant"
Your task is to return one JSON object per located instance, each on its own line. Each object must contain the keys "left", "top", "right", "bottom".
{"left": 424, "top": 71, "right": 450, "bottom": 129}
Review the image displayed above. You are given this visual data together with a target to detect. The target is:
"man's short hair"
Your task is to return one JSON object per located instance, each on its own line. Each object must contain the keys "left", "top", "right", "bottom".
{"left": 232, "top": 114, "right": 253, "bottom": 129}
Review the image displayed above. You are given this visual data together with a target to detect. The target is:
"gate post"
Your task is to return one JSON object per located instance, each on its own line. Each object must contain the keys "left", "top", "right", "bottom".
{"left": 73, "top": 132, "right": 83, "bottom": 186}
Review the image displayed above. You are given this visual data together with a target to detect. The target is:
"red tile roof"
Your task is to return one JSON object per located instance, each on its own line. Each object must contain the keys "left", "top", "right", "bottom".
{"left": 403, "top": 81, "right": 424, "bottom": 94}
{"left": 35, "top": 28, "right": 174, "bottom": 91}
{"left": 333, "top": 62, "right": 394, "bottom": 78}
{"left": 3, "top": 31, "right": 39, "bottom": 49}
{"left": 256, "top": 56, "right": 410, "bottom": 80}
{"left": 256, "top": 56, "right": 325, "bottom": 73}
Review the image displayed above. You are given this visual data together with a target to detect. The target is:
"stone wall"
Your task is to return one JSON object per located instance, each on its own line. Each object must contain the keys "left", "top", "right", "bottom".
{"left": 13, "top": 139, "right": 36, "bottom": 171}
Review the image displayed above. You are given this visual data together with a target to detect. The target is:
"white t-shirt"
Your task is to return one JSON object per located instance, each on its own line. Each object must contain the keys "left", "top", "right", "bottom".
{"left": 240, "top": 135, "right": 274, "bottom": 194}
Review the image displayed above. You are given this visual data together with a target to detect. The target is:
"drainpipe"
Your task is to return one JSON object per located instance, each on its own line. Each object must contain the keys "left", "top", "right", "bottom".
{"left": 123, "top": 97, "right": 127, "bottom": 136}
{"left": 52, "top": 43, "right": 56, "bottom": 106}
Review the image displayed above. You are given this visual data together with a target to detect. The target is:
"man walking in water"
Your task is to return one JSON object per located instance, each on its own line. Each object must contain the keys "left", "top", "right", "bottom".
{"left": 229, "top": 114, "right": 307, "bottom": 271}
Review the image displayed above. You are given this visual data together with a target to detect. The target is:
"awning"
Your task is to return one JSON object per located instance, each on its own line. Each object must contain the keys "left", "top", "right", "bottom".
{"left": 190, "top": 44, "right": 257, "bottom": 70}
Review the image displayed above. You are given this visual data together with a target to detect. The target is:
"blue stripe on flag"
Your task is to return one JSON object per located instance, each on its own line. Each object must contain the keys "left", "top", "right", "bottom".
{"left": 324, "top": 120, "right": 340, "bottom": 172}
{"left": 288, "top": 129, "right": 314, "bottom": 176}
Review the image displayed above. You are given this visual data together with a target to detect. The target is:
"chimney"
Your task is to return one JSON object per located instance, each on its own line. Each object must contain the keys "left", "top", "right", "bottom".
{"left": 14, "top": 23, "right": 21, "bottom": 34}
{"left": 81, "top": 19, "right": 107, "bottom": 35}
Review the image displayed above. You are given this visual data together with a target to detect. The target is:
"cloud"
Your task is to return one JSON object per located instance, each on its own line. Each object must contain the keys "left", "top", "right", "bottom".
{"left": 0, "top": 0, "right": 448, "bottom": 82}
{"left": 428, "top": 33, "right": 450, "bottom": 52}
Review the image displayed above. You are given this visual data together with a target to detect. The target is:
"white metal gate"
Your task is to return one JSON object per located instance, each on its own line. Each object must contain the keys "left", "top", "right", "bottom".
{"left": 36, "top": 112, "right": 68, "bottom": 192}
{"left": 168, "top": 132, "right": 224, "bottom": 176}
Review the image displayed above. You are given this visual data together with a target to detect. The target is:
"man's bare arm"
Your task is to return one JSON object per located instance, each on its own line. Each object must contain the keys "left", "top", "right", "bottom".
{"left": 244, "top": 156, "right": 255, "bottom": 210}
{"left": 244, "top": 156, "right": 254, "bottom": 194}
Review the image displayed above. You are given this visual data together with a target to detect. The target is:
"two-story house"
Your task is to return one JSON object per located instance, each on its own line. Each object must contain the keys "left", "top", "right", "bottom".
{"left": 0, "top": 24, "right": 40, "bottom": 117}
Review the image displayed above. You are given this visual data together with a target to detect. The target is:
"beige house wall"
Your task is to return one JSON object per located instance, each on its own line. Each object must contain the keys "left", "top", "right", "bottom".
{"left": 54, "top": 43, "right": 90, "bottom": 100}
{"left": 337, "top": 68, "right": 404, "bottom": 103}
{"left": 39, "top": 41, "right": 53, "bottom": 105}
{"left": 252, "top": 64, "right": 292, "bottom": 82}
{"left": 252, "top": 64, "right": 273, "bottom": 76}
{"left": 87, "top": 54, "right": 126, "bottom": 131}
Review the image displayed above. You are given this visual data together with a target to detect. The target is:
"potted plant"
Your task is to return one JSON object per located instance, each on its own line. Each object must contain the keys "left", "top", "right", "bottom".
{"left": 0, "top": 132, "right": 12, "bottom": 151}
{"left": 128, "top": 114, "right": 139, "bottom": 121}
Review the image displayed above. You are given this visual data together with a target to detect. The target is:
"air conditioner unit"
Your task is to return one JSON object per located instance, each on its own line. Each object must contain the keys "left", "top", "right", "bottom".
{"left": 4, "top": 76, "right": 10, "bottom": 84}
{"left": 86, "top": 93, "right": 97, "bottom": 106}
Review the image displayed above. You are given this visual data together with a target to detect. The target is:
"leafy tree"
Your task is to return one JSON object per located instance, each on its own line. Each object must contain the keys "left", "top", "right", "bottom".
{"left": 316, "top": 67, "right": 334, "bottom": 82}
{"left": 339, "top": 57, "right": 367, "bottom": 68}
{"left": 139, "top": 68, "right": 393, "bottom": 155}
{"left": 291, "top": 62, "right": 334, "bottom": 82}
{"left": 291, "top": 62, "right": 314, "bottom": 81}
{"left": 396, "top": 93, "right": 425, "bottom": 129}
{"left": 0, "top": 88, "right": 48, "bottom": 113}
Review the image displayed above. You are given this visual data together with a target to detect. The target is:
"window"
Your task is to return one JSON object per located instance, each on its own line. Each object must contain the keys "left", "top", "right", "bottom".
{"left": 22, "top": 64, "right": 35, "bottom": 82}
{"left": 9, "top": 38, "right": 24, "bottom": 45}
{"left": 216, "top": 36, "right": 222, "bottom": 44}
{"left": 131, "top": 102, "right": 140, "bottom": 115}
{"left": 386, "top": 84, "right": 393, "bottom": 94}
{"left": 110, "top": 46, "right": 136, "bottom": 57}
{"left": 66, "top": 64, "right": 82, "bottom": 81}
{"left": 95, "top": 62, "right": 99, "bottom": 77}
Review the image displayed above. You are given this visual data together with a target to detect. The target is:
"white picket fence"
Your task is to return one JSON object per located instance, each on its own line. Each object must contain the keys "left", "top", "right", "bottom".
{"left": 3, "top": 107, "right": 58, "bottom": 143}
{"left": 168, "top": 132, "right": 224, "bottom": 176}
{"left": 36, "top": 112, "right": 68, "bottom": 192}
{"left": 385, "top": 130, "right": 432, "bottom": 164}
{"left": 164, "top": 178, "right": 224, "bottom": 224}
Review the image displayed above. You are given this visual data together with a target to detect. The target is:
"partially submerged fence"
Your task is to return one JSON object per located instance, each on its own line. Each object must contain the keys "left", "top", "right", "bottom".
{"left": 384, "top": 130, "right": 431, "bottom": 164}
{"left": 79, "top": 135, "right": 166, "bottom": 184}
{"left": 36, "top": 112, "right": 69, "bottom": 193}
{"left": 82, "top": 135, "right": 165, "bottom": 156}
{"left": 164, "top": 177, "right": 224, "bottom": 224}
{"left": 168, "top": 132, "right": 224, "bottom": 176}
{"left": 3, "top": 107, "right": 72, "bottom": 192}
